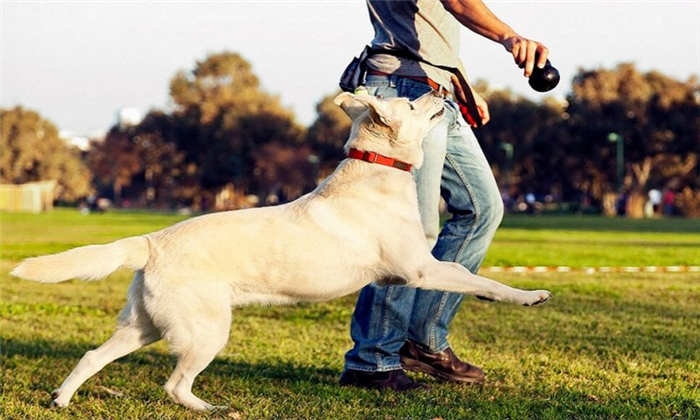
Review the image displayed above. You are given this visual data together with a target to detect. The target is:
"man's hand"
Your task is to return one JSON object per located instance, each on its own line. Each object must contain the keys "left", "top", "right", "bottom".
{"left": 472, "top": 89, "right": 490, "bottom": 126}
{"left": 502, "top": 36, "right": 549, "bottom": 77}
{"left": 441, "top": 0, "right": 551, "bottom": 78}
{"left": 451, "top": 73, "right": 490, "bottom": 127}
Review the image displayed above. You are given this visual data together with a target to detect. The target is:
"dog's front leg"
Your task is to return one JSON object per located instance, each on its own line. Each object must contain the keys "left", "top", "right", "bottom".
{"left": 415, "top": 261, "right": 551, "bottom": 306}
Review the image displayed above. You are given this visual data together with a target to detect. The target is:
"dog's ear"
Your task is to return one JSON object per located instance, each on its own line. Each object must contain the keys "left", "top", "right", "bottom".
{"left": 334, "top": 92, "right": 392, "bottom": 125}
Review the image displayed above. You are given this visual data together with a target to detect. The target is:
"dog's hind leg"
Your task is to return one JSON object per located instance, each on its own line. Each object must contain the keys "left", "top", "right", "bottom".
{"left": 52, "top": 322, "right": 160, "bottom": 407}
{"left": 51, "top": 273, "right": 160, "bottom": 407}
{"left": 160, "top": 295, "right": 231, "bottom": 411}
{"left": 416, "top": 260, "right": 551, "bottom": 306}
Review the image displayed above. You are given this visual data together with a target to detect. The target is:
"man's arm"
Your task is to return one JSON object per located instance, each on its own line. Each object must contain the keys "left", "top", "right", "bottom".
{"left": 441, "top": 0, "right": 549, "bottom": 77}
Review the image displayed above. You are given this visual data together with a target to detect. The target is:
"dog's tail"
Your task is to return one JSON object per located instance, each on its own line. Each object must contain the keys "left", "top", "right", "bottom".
{"left": 11, "top": 236, "right": 149, "bottom": 283}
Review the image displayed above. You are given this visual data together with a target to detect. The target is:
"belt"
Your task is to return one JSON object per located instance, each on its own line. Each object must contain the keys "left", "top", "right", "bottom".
{"left": 366, "top": 69, "right": 450, "bottom": 97}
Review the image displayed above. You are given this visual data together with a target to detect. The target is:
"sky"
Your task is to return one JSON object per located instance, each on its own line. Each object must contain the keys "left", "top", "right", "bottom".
{"left": 2, "top": 0, "right": 699, "bottom": 137}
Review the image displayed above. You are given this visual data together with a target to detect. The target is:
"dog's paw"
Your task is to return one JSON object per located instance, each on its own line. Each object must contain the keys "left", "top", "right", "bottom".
{"left": 50, "top": 400, "right": 68, "bottom": 409}
{"left": 50, "top": 389, "right": 69, "bottom": 408}
{"left": 51, "top": 395, "right": 70, "bottom": 408}
{"left": 523, "top": 290, "right": 551, "bottom": 306}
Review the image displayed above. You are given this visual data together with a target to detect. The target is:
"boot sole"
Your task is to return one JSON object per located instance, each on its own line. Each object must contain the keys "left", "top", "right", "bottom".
{"left": 400, "top": 356, "right": 485, "bottom": 384}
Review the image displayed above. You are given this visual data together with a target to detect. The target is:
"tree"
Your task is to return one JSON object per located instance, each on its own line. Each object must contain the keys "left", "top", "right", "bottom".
{"left": 0, "top": 106, "right": 92, "bottom": 201}
{"left": 168, "top": 52, "right": 306, "bottom": 196}
{"left": 475, "top": 82, "right": 565, "bottom": 199}
{"left": 469, "top": 68, "right": 698, "bottom": 217}
{"left": 565, "top": 63, "right": 700, "bottom": 216}
{"left": 85, "top": 52, "right": 309, "bottom": 209}
{"left": 88, "top": 126, "right": 141, "bottom": 206}
{"left": 133, "top": 111, "right": 189, "bottom": 208}
{"left": 306, "top": 90, "right": 353, "bottom": 174}
{"left": 88, "top": 111, "right": 191, "bottom": 208}
{"left": 251, "top": 142, "right": 317, "bottom": 204}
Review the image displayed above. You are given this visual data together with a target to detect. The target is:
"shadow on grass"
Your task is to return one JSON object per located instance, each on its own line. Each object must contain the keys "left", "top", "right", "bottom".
{"left": 2, "top": 336, "right": 339, "bottom": 385}
{"left": 3, "top": 337, "right": 94, "bottom": 360}
{"left": 3, "top": 337, "right": 698, "bottom": 418}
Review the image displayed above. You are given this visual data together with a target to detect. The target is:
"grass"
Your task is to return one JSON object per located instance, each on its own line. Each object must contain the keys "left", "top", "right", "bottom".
{"left": 1, "top": 209, "right": 699, "bottom": 419}
{"left": 488, "top": 215, "right": 700, "bottom": 268}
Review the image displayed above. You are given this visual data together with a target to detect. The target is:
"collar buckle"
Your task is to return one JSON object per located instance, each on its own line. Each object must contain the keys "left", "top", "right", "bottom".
{"left": 363, "top": 151, "right": 378, "bottom": 163}
{"left": 347, "top": 148, "right": 412, "bottom": 172}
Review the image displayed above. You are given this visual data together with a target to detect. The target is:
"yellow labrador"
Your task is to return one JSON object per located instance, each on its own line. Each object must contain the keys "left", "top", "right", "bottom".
{"left": 12, "top": 91, "right": 550, "bottom": 410}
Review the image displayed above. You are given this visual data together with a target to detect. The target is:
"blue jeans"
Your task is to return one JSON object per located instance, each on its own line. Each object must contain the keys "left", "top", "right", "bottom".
{"left": 344, "top": 75, "right": 504, "bottom": 372}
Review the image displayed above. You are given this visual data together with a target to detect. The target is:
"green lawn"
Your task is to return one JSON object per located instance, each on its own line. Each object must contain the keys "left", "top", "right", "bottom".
{"left": 487, "top": 215, "right": 700, "bottom": 268}
{"left": 1, "top": 209, "right": 699, "bottom": 419}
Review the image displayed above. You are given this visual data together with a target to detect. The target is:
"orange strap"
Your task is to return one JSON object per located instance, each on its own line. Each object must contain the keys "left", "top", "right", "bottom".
{"left": 347, "top": 148, "right": 412, "bottom": 172}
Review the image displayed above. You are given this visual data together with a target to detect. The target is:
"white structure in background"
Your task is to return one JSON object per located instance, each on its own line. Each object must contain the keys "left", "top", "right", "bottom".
{"left": 53, "top": 108, "right": 142, "bottom": 152}
{"left": 87, "top": 129, "right": 107, "bottom": 144}
{"left": 59, "top": 130, "right": 91, "bottom": 151}
{"left": 0, "top": 180, "right": 57, "bottom": 213}
{"left": 117, "top": 107, "right": 143, "bottom": 128}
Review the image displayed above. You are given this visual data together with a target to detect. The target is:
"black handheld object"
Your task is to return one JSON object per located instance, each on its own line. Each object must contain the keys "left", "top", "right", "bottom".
{"left": 526, "top": 54, "right": 560, "bottom": 92}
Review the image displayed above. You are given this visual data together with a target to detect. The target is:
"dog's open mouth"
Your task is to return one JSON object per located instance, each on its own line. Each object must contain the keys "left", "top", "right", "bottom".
{"left": 430, "top": 107, "right": 445, "bottom": 121}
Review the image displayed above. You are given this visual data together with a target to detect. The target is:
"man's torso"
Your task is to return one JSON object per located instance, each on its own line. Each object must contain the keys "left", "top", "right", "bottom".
{"left": 366, "top": 0, "right": 463, "bottom": 89}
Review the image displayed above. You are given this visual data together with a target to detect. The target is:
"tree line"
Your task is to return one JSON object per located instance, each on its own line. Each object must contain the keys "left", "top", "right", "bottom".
{"left": 1, "top": 52, "right": 698, "bottom": 216}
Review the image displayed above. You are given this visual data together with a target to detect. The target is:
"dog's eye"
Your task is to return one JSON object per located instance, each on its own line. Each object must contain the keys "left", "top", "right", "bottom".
{"left": 408, "top": 103, "right": 415, "bottom": 111}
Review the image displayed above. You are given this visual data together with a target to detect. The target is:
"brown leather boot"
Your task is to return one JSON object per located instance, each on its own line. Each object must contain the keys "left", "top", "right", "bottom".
{"left": 399, "top": 340, "right": 485, "bottom": 384}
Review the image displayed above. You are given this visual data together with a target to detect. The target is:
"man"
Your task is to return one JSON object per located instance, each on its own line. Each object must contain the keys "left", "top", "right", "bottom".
{"left": 340, "top": 0, "right": 551, "bottom": 391}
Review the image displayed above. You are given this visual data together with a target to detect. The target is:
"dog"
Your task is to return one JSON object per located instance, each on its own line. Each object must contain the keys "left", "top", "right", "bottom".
{"left": 12, "top": 91, "right": 551, "bottom": 411}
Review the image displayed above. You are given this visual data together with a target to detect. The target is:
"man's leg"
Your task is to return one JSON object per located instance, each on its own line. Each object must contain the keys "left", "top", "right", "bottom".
{"left": 344, "top": 284, "right": 416, "bottom": 372}
{"left": 343, "top": 77, "right": 449, "bottom": 385}
{"left": 405, "top": 99, "right": 504, "bottom": 364}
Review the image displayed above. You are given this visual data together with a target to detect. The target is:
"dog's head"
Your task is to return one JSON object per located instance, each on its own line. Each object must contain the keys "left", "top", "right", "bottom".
{"left": 334, "top": 91, "right": 446, "bottom": 168}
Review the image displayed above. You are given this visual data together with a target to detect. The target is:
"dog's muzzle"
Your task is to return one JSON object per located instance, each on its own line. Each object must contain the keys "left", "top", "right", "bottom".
{"left": 431, "top": 107, "right": 446, "bottom": 121}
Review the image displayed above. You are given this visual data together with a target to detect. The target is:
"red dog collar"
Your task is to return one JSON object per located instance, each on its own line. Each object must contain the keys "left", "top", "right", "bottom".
{"left": 347, "top": 148, "right": 412, "bottom": 172}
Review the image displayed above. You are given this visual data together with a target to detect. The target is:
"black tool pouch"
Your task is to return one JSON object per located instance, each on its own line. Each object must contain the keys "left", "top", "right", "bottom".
{"left": 339, "top": 46, "right": 372, "bottom": 92}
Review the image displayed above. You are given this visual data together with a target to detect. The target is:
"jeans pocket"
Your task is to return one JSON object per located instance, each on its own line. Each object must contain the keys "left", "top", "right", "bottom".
{"left": 364, "top": 75, "right": 391, "bottom": 86}
{"left": 399, "top": 79, "right": 435, "bottom": 101}
{"left": 365, "top": 76, "right": 399, "bottom": 99}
